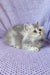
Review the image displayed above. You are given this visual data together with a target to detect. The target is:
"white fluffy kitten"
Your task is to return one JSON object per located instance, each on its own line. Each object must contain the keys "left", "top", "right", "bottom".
{"left": 3, "top": 22, "right": 45, "bottom": 52}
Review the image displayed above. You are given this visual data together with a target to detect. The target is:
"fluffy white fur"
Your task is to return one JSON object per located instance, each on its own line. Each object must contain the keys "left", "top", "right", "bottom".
{"left": 3, "top": 22, "right": 45, "bottom": 52}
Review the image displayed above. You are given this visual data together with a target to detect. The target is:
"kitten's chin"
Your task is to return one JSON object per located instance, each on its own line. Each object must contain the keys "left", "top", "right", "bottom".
{"left": 38, "top": 34, "right": 45, "bottom": 40}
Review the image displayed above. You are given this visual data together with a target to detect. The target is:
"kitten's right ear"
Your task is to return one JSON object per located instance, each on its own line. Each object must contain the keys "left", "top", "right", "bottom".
{"left": 36, "top": 21, "right": 39, "bottom": 25}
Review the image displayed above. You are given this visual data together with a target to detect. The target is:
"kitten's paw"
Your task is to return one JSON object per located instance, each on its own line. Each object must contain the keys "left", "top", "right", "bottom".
{"left": 33, "top": 47, "right": 39, "bottom": 52}
{"left": 29, "top": 47, "right": 39, "bottom": 52}
{"left": 11, "top": 45, "right": 19, "bottom": 48}
{"left": 14, "top": 45, "right": 20, "bottom": 49}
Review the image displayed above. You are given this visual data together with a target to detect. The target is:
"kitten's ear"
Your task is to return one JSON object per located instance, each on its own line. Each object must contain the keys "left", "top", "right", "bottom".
{"left": 36, "top": 21, "right": 39, "bottom": 25}
{"left": 24, "top": 24, "right": 29, "bottom": 31}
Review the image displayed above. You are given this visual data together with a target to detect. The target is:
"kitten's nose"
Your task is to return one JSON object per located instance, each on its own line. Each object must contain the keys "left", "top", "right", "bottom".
{"left": 39, "top": 32, "right": 41, "bottom": 34}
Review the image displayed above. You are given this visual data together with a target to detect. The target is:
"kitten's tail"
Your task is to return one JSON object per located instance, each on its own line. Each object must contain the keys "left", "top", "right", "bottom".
{"left": 45, "top": 39, "right": 50, "bottom": 44}
{"left": 3, "top": 32, "right": 10, "bottom": 45}
{"left": 42, "top": 39, "right": 50, "bottom": 48}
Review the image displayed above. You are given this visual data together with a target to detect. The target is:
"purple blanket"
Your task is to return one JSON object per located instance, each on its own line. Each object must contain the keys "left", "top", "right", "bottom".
{"left": 0, "top": 0, "right": 50, "bottom": 75}
{"left": 0, "top": 39, "right": 50, "bottom": 75}
{"left": 0, "top": 0, "right": 50, "bottom": 38}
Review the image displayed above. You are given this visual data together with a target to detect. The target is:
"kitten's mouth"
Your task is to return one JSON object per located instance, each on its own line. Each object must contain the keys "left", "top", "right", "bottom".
{"left": 39, "top": 32, "right": 41, "bottom": 35}
{"left": 39, "top": 33, "right": 43, "bottom": 36}
{"left": 39, "top": 39, "right": 44, "bottom": 42}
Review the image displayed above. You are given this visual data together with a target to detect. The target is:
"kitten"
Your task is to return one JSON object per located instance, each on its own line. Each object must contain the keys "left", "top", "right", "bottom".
{"left": 3, "top": 22, "right": 45, "bottom": 52}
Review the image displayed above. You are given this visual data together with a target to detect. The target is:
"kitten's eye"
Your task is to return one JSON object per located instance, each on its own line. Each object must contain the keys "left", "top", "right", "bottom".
{"left": 39, "top": 29, "right": 41, "bottom": 31}
{"left": 33, "top": 30, "right": 37, "bottom": 33}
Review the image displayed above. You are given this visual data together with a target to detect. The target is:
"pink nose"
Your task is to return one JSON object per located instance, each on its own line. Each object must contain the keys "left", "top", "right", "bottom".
{"left": 39, "top": 32, "right": 41, "bottom": 34}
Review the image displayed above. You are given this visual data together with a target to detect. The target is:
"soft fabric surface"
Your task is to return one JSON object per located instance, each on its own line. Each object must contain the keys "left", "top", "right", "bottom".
{"left": 0, "top": 39, "right": 50, "bottom": 75}
{"left": 0, "top": 0, "right": 50, "bottom": 38}
{"left": 0, "top": 0, "right": 50, "bottom": 75}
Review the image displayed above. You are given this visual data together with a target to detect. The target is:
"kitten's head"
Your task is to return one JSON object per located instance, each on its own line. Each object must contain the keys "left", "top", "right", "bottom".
{"left": 24, "top": 22, "right": 45, "bottom": 42}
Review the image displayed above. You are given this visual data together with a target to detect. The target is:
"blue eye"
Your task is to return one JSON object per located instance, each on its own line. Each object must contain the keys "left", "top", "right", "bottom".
{"left": 33, "top": 30, "right": 37, "bottom": 33}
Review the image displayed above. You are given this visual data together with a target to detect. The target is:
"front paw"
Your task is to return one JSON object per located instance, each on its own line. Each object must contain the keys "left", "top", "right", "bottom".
{"left": 33, "top": 47, "right": 39, "bottom": 52}
{"left": 29, "top": 47, "right": 39, "bottom": 52}
{"left": 12, "top": 45, "right": 20, "bottom": 49}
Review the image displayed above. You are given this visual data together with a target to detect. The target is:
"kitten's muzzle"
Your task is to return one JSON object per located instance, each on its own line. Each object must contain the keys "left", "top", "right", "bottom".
{"left": 39, "top": 32, "right": 41, "bottom": 34}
